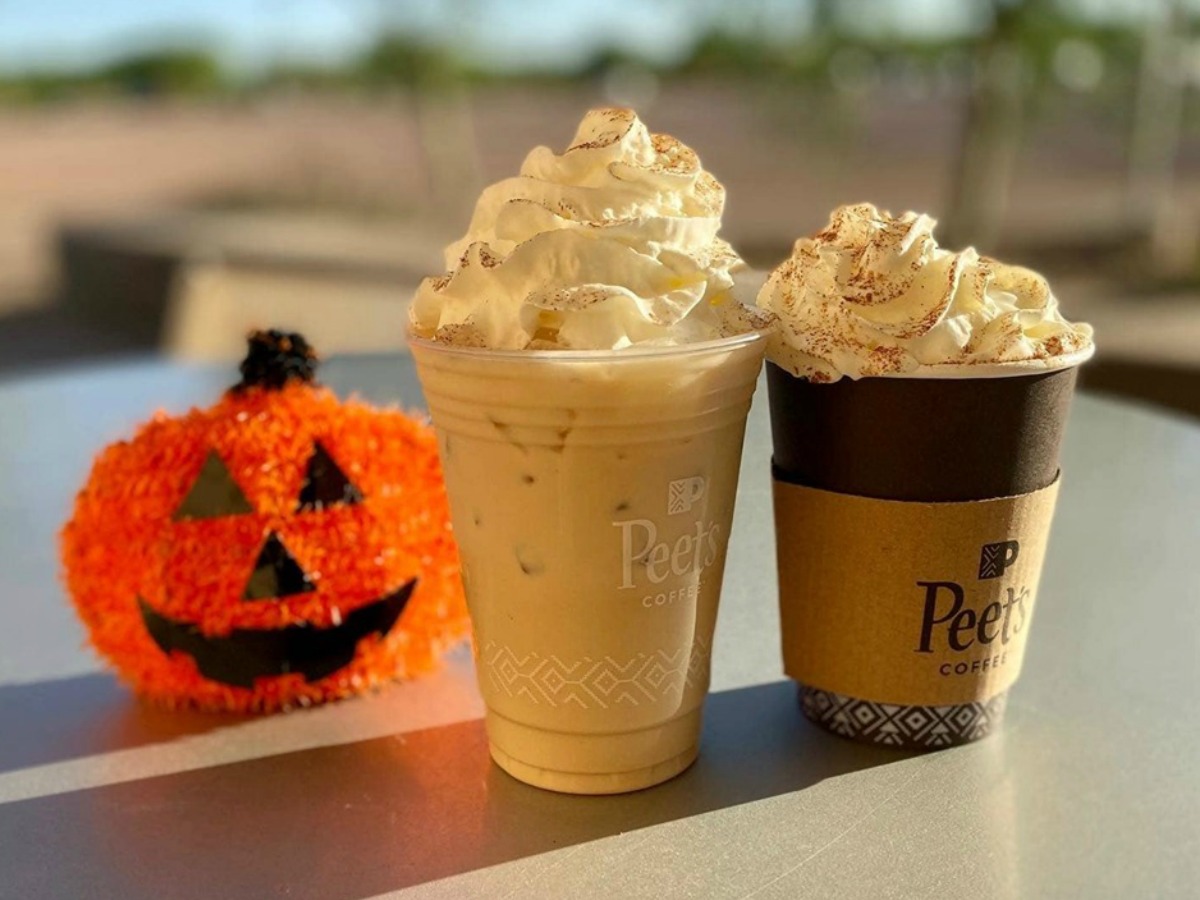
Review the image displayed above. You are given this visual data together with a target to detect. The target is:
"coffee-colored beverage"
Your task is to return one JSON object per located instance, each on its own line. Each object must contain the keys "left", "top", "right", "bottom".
{"left": 408, "top": 108, "right": 772, "bottom": 790}
{"left": 412, "top": 335, "right": 764, "bottom": 792}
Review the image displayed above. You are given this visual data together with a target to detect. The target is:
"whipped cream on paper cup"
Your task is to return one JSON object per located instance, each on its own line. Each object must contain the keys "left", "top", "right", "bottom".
{"left": 761, "top": 204, "right": 1094, "bottom": 749}
{"left": 757, "top": 203, "right": 1094, "bottom": 382}
{"left": 409, "top": 107, "right": 771, "bottom": 351}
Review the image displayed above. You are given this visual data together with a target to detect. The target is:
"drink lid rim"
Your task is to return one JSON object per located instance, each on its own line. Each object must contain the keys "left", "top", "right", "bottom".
{"left": 406, "top": 330, "right": 767, "bottom": 361}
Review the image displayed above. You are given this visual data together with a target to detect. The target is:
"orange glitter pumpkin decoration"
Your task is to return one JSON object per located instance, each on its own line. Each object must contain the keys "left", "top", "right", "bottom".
{"left": 61, "top": 330, "right": 469, "bottom": 712}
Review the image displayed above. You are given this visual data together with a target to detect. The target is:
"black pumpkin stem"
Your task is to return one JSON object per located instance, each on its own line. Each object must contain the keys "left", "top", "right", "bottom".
{"left": 234, "top": 329, "right": 318, "bottom": 392}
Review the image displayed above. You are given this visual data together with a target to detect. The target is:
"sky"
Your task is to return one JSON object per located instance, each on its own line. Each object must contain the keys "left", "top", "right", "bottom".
{"left": 0, "top": 0, "right": 698, "bottom": 75}
{"left": 0, "top": 0, "right": 1185, "bottom": 77}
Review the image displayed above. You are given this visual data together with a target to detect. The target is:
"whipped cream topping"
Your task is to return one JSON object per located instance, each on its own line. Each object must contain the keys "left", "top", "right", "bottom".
{"left": 758, "top": 203, "right": 1094, "bottom": 381}
{"left": 410, "top": 108, "right": 770, "bottom": 350}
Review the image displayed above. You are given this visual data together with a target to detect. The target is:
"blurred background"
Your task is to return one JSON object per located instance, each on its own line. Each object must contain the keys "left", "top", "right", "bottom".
{"left": 0, "top": 0, "right": 1198, "bottom": 414}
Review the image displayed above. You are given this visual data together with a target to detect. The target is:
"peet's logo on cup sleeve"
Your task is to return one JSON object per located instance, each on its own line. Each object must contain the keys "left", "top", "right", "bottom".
{"left": 978, "top": 540, "right": 1020, "bottom": 580}
{"left": 917, "top": 540, "right": 1029, "bottom": 654}
{"left": 773, "top": 479, "right": 1061, "bottom": 707}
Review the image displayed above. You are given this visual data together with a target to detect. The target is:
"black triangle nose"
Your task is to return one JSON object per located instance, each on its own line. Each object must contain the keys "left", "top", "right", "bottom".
{"left": 243, "top": 533, "right": 316, "bottom": 601}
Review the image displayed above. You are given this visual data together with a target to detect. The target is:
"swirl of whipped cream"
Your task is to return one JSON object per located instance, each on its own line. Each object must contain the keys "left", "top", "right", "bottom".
{"left": 409, "top": 107, "right": 770, "bottom": 350}
{"left": 758, "top": 203, "right": 1094, "bottom": 382}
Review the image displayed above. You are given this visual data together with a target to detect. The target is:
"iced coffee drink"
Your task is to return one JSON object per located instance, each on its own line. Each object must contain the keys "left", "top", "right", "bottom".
{"left": 409, "top": 109, "right": 770, "bottom": 792}
{"left": 759, "top": 204, "right": 1094, "bottom": 748}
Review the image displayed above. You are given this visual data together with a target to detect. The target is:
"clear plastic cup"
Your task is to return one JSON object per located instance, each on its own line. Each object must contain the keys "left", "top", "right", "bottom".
{"left": 411, "top": 333, "right": 765, "bottom": 793}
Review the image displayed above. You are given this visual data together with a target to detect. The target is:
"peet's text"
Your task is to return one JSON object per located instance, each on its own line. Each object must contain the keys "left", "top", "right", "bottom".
{"left": 915, "top": 581, "right": 1031, "bottom": 654}
{"left": 615, "top": 518, "right": 721, "bottom": 589}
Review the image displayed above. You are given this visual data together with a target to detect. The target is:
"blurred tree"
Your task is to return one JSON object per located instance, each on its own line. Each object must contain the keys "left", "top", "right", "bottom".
{"left": 0, "top": 49, "right": 224, "bottom": 103}
{"left": 577, "top": 46, "right": 650, "bottom": 81}
{"left": 99, "top": 50, "right": 223, "bottom": 97}
{"left": 358, "top": 34, "right": 461, "bottom": 87}
{"left": 944, "top": 0, "right": 1190, "bottom": 256}
{"left": 1127, "top": 0, "right": 1195, "bottom": 274}
{"left": 355, "top": 1, "right": 481, "bottom": 228}
{"left": 257, "top": 63, "right": 354, "bottom": 93}
{"left": 682, "top": 31, "right": 781, "bottom": 76}
{"left": 942, "top": 1, "right": 1034, "bottom": 250}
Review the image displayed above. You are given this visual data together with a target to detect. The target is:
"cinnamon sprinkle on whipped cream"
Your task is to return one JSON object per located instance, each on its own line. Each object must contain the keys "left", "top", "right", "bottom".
{"left": 758, "top": 203, "right": 1094, "bottom": 381}
{"left": 409, "top": 107, "right": 771, "bottom": 351}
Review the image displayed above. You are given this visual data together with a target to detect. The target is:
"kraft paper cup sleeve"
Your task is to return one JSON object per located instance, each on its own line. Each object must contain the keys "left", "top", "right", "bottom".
{"left": 772, "top": 478, "right": 1060, "bottom": 707}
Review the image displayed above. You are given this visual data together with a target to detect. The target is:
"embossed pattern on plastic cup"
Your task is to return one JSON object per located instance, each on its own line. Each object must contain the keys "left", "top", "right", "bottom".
{"left": 411, "top": 334, "right": 765, "bottom": 793}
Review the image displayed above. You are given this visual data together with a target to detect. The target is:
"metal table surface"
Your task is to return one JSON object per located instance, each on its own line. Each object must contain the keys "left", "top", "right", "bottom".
{"left": 1, "top": 355, "right": 1197, "bottom": 899}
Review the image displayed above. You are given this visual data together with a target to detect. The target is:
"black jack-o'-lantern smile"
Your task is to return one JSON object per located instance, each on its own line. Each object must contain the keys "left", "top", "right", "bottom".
{"left": 137, "top": 582, "right": 415, "bottom": 689}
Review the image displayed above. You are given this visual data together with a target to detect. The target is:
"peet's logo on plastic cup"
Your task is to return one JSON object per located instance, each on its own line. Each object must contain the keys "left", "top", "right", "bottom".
{"left": 613, "top": 519, "right": 721, "bottom": 590}
{"left": 668, "top": 477, "right": 706, "bottom": 515}
{"left": 614, "top": 476, "right": 719, "bottom": 605}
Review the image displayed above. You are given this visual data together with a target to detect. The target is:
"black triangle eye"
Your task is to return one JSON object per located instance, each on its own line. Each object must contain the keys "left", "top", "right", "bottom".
{"left": 243, "top": 533, "right": 315, "bottom": 601}
{"left": 297, "top": 442, "right": 364, "bottom": 512}
{"left": 174, "top": 450, "right": 254, "bottom": 520}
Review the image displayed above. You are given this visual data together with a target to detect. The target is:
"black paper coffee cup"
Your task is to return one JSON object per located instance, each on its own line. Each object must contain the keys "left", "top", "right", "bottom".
{"left": 768, "top": 362, "right": 1081, "bottom": 749}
